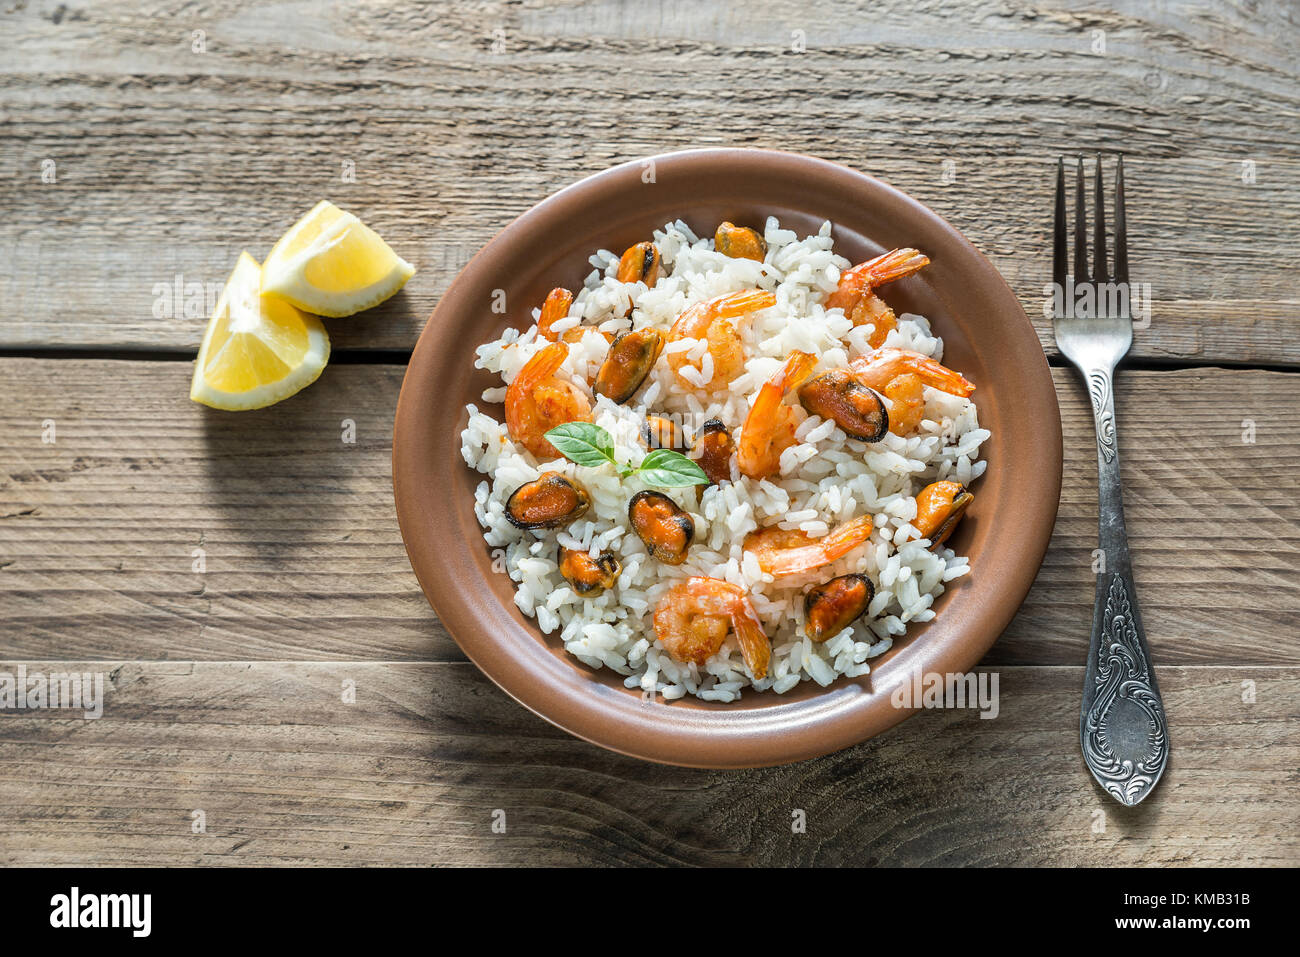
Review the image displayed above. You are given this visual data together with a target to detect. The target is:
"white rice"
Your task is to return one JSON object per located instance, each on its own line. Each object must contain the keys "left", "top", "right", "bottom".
{"left": 460, "top": 218, "right": 989, "bottom": 702}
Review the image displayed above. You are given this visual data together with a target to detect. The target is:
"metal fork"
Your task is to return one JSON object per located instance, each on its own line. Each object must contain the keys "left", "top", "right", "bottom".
{"left": 1052, "top": 154, "right": 1169, "bottom": 806}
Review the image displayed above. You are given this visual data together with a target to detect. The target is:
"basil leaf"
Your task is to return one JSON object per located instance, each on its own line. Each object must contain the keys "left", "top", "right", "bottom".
{"left": 635, "top": 449, "right": 709, "bottom": 487}
{"left": 544, "top": 422, "right": 617, "bottom": 468}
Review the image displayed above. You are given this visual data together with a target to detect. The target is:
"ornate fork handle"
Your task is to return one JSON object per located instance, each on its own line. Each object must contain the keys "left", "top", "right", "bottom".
{"left": 1078, "top": 363, "right": 1169, "bottom": 805}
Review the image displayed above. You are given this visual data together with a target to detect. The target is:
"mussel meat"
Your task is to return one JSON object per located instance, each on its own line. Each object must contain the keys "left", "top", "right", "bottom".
{"left": 641, "top": 414, "right": 682, "bottom": 450}
{"left": 692, "top": 418, "right": 734, "bottom": 485}
{"left": 616, "top": 241, "right": 662, "bottom": 286}
{"left": 504, "top": 472, "right": 592, "bottom": 530}
{"left": 595, "top": 327, "right": 665, "bottom": 404}
{"left": 804, "top": 574, "right": 874, "bottom": 642}
{"left": 914, "top": 480, "right": 973, "bottom": 549}
{"left": 714, "top": 222, "right": 767, "bottom": 262}
{"left": 628, "top": 490, "right": 694, "bottom": 565}
{"left": 557, "top": 545, "right": 621, "bottom": 595}
{"left": 797, "top": 369, "right": 889, "bottom": 442}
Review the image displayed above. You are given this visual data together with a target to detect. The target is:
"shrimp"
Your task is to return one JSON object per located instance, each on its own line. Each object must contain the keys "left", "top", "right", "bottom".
{"left": 666, "top": 288, "right": 775, "bottom": 391}
{"left": 653, "top": 577, "right": 770, "bottom": 679}
{"left": 504, "top": 342, "right": 593, "bottom": 460}
{"left": 736, "top": 350, "right": 817, "bottom": 479}
{"left": 743, "top": 515, "right": 874, "bottom": 577}
{"left": 536, "top": 287, "right": 611, "bottom": 345}
{"left": 850, "top": 348, "right": 975, "bottom": 398}
{"left": 536, "top": 287, "right": 575, "bottom": 342}
{"left": 883, "top": 372, "right": 925, "bottom": 436}
{"left": 826, "top": 248, "right": 930, "bottom": 349}
{"left": 846, "top": 350, "right": 972, "bottom": 437}
{"left": 845, "top": 349, "right": 973, "bottom": 437}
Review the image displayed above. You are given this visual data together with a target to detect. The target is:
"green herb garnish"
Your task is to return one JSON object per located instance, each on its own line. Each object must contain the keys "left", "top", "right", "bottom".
{"left": 544, "top": 422, "right": 617, "bottom": 469}
{"left": 545, "top": 422, "right": 707, "bottom": 488}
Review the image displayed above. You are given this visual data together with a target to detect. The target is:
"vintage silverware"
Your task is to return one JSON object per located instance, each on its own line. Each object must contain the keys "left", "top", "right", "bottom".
{"left": 1052, "top": 154, "right": 1169, "bottom": 806}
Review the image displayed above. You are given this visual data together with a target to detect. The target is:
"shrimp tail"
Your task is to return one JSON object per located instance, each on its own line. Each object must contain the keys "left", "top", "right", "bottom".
{"left": 828, "top": 248, "right": 929, "bottom": 310}
{"left": 713, "top": 288, "right": 777, "bottom": 320}
{"left": 860, "top": 247, "right": 930, "bottom": 287}
{"left": 821, "top": 514, "right": 874, "bottom": 560}
{"left": 759, "top": 515, "right": 874, "bottom": 576}
{"left": 904, "top": 354, "right": 975, "bottom": 397}
{"left": 730, "top": 596, "right": 771, "bottom": 680}
{"left": 537, "top": 288, "right": 575, "bottom": 341}
{"left": 671, "top": 289, "right": 776, "bottom": 339}
{"left": 514, "top": 341, "right": 569, "bottom": 389}
{"left": 850, "top": 348, "right": 976, "bottom": 398}
{"left": 736, "top": 350, "right": 818, "bottom": 479}
{"left": 753, "top": 350, "right": 817, "bottom": 415}
{"left": 777, "top": 350, "right": 818, "bottom": 392}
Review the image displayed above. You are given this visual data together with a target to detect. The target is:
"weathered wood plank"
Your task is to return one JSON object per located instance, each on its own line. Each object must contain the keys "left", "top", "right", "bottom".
{"left": 2, "top": 358, "right": 1297, "bottom": 665}
{"left": 0, "top": 662, "right": 1293, "bottom": 866}
{"left": 0, "top": 1, "right": 1296, "bottom": 360}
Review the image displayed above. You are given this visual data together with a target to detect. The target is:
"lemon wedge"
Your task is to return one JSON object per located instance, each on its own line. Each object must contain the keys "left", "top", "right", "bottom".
{"left": 260, "top": 200, "right": 415, "bottom": 317}
{"left": 190, "top": 252, "right": 331, "bottom": 411}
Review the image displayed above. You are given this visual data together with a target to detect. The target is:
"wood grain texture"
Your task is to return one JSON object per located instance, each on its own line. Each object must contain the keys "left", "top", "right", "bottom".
{"left": 1, "top": 0, "right": 1297, "bottom": 361}
{"left": 2, "top": 358, "right": 1298, "bottom": 666}
{"left": 0, "top": 661, "right": 1294, "bottom": 866}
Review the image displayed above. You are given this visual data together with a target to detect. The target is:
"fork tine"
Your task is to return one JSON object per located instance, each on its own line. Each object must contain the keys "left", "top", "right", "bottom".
{"left": 1073, "top": 155, "right": 1089, "bottom": 282}
{"left": 1113, "top": 154, "right": 1129, "bottom": 285}
{"left": 1093, "top": 153, "right": 1109, "bottom": 283}
{"left": 1053, "top": 157, "right": 1067, "bottom": 291}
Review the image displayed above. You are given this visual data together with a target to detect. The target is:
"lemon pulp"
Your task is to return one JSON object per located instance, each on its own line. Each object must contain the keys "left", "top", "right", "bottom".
{"left": 261, "top": 200, "right": 415, "bottom": 316}
{"left": 190, "top": 252, "right": 330, "bottom": 410}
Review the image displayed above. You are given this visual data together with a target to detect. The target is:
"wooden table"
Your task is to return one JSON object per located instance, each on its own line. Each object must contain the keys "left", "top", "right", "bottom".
{"left": 2, "top": 0, "right": 1297, "bottom": 867}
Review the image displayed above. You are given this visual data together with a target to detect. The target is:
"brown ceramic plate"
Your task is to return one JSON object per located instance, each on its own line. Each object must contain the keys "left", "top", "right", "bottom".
{"left": 393, "top": 148, "right": 1061, "bottom": 768}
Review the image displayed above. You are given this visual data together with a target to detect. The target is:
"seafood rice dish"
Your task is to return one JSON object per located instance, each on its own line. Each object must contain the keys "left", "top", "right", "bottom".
{"left": 460, "top": 218, "right": 989, "bottom": 702}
